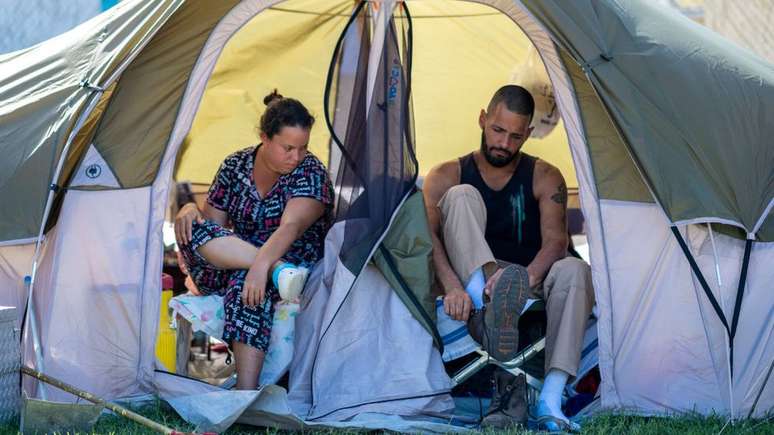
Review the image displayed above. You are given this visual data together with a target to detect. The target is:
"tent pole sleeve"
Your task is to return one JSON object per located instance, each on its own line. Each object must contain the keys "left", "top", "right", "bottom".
{"left": 707, "top": 223, "right": 723, "bottom": 288}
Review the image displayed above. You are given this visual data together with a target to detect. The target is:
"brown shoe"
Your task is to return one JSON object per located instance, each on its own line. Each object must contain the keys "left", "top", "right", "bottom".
{"left": 481, "top": 369, "right": 528, "bottom": 429}
{"left": 466, "top": 264, "right": 529, "bottom": 361}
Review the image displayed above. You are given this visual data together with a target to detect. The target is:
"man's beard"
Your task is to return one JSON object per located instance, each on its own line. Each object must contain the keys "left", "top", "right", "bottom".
{"left": 480, "top": 131, "right": 518, "bottom": 167}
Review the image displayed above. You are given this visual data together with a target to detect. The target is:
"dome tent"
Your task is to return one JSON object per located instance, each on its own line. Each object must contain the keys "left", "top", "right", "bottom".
{"left": 0, "top": 0, "right": 772, "bottom": 426}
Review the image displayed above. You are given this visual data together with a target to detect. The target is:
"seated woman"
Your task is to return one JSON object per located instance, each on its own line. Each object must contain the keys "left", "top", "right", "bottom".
{"left": 174, "top": 90, "right": 333, "bottom": 389}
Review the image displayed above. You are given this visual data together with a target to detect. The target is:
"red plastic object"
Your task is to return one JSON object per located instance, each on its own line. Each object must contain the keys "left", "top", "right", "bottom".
{"left": 161, "top": 273, "right": 174, "bottom": 291}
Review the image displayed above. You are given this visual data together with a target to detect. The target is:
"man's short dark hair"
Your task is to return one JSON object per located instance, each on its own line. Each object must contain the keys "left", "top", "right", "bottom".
{"left": 487, "top": 85, "right": 535, "bottom": 121}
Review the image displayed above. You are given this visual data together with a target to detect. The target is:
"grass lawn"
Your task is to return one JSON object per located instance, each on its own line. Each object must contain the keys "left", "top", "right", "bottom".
{"left": 0, "top": 400, "right": 771, "bottom": 434}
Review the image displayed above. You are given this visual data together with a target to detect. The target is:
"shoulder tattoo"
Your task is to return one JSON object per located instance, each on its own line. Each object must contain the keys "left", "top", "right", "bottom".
{"left": 551, "top": 182, "right": 568, "bottom": 205}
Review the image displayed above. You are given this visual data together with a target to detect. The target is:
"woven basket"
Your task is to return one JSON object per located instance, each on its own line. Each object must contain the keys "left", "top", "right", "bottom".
{"left": 0, "top": 306, "right": 20, "bottom": 424}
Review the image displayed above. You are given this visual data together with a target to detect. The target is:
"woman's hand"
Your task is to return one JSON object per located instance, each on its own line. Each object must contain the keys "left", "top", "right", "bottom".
{"left": 174, "top": 202, "right": 204, "bottom": 246}
{"left": 243, "top": 260, "right": 270, "bottom": 308}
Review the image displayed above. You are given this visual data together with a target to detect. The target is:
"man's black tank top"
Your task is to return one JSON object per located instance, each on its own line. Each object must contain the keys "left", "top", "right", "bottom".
{"left": 459, "top": 152, "right": 542, "bottom": 267}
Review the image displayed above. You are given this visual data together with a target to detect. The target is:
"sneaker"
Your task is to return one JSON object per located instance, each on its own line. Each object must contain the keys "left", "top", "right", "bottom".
{"left": 466, "top": 264, "right": 529, "bottom": 361}
{"left": 481, "top": 369, "right": 528, "bottom": 429}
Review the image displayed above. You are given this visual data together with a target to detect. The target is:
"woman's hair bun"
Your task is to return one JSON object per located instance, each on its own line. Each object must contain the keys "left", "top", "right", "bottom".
{"left": 263, "top": 89, "right": 284, "bottom": 105}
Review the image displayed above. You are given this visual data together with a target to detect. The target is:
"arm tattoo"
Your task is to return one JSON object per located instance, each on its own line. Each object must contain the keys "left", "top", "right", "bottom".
{"left": 551, "top": 182, "right": 568, "bottom": 205}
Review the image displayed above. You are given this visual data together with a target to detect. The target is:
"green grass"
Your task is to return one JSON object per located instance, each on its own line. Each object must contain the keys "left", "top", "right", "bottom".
{"left": 1, "top": 401, "right": 771, "bottom": 434}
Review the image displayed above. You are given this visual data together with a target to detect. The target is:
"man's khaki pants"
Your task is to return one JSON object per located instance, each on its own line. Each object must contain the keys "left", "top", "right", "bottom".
{"left": 438, "top": 184, "right": 595, "bottom": 378}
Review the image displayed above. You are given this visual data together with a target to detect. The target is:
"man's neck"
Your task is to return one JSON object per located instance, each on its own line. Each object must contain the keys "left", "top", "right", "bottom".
{"left": 473, "top": 150, "right": 522, "bottom": 176}
{"left": 470, "top": 151, "right": 522, "bottom": 192}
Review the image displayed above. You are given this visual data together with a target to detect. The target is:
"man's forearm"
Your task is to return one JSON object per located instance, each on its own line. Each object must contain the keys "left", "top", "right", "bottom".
{"left": 527, "top": 239, "right": 566, "bottom": 287}
{"left": 431, "top": 233, "right": 464, "bottom": 293}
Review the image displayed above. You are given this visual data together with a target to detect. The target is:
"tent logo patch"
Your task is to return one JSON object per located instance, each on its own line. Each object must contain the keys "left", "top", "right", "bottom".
{"left": 85, "top": 164, "right": 102, "bottom": 179}
{"left": 387, "top": 59, "right": 401, "bottom": 105}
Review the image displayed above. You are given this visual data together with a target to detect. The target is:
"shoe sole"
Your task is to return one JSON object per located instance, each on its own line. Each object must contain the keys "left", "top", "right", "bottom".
{"left": 485, "top": 264, "right": 529, "bottom": 361}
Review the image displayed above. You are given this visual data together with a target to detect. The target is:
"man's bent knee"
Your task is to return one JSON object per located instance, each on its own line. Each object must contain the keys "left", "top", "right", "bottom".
{"left": 439, "top": 184, "right": 483, "bottom": 205}
{"left": 544, "top": 257, "right": 593, "bottom": 297}
{"left": 552, "top": 257, "right": 590, "bottom": 279}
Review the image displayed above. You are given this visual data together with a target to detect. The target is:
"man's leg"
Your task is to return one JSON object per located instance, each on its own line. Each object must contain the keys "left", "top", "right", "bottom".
{"left": 438, "top": 184, "right": 530, "bottom": 362}
{"left": 437, "top": 184, "right": 498, "bottom": 299}
{"left": 535, "top": 257, "right": 595, "bottom": 431}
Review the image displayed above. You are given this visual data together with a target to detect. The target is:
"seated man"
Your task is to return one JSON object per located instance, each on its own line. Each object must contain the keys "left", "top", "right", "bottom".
{"left": 423, "top": 85, "right": 594, "bottom": 431}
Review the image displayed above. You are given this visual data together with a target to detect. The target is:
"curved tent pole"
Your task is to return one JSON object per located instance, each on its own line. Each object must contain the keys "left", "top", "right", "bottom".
{"left": 20, "top": 3, "right": 180, "bottom": 396}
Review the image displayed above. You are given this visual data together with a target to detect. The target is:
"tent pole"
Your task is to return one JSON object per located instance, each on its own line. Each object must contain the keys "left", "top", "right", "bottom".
{"left": 19, "top": 9, "right": 175, "bottom": 395}
{"left": 670, "top": 226, "right": 733, "bottom": 417}
{"left": 707, "top": 223, "right": 723, "bottom": 288}
{"left": 707, "top": 223, "right": 734, "bottom": 421}
{"left": 21, "top": 85, "right": 106, "bottom": 399}
{"left": 671, "top": 226, "right": 756, "bottom": 420}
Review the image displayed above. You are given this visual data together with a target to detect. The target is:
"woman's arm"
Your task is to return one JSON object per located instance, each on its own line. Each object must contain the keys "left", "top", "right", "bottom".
{"left": 242, "top": 197, "right": 325, "bottom": 307}
{"left": 202, "top": 202, "right": 228, "bottom": 226}
{"left": 174, "top": 201, "right": 228, "bottom": 246}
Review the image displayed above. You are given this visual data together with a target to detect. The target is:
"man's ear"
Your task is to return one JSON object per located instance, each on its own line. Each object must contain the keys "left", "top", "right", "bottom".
{"left": 525, "top": 125, "right": 534, "bottom": 140}
{"left": 478, "top": 109, "right": 487, "bottom": 129}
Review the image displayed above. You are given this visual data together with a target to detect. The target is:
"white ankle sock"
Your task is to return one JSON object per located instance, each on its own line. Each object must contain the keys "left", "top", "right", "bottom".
{"left": 465, "top": 267, "right": 486, "bottom": 309}
{"left": 538, "top": 369, "right": 569, "bottom": 416}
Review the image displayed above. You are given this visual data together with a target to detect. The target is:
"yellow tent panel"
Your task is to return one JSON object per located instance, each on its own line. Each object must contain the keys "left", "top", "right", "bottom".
{"left": 178, "top": 0, "right": 576, "bottom": 188}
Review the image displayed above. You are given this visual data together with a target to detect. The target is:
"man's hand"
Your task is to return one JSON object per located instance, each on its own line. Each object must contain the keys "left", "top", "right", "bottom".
{"left": 484, "top": 267, "right": 504, "bottom": 298}
{"left": 243, "top": 261, "right": 270, "bottom": 308}
{"left": 485, "top": 267, "right": 540, "bottom": 298}
{"left": 444, "top": 288, "right": 473, "bottom": 321}
{"left": 174, "top": 203, "right": 204, "bottom": 246}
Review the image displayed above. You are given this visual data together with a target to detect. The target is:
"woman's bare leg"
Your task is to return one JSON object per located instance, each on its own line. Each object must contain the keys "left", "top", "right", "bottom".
{"left": 233, "top": 341, "right": 265, "bottom": 390}
{"left": 197, "top": 236, "right": 271, "bottom": 270}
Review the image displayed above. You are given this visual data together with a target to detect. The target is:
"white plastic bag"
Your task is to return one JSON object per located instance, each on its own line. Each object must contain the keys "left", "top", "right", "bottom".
{"left": 511, "top": 45, "right": 559, "bottom": 138}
